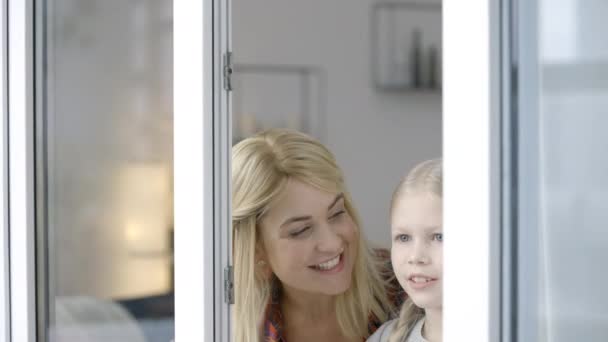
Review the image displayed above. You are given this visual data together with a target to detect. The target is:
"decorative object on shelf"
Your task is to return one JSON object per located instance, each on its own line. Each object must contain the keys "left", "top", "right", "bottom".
{"left": 232, "top": 64, "right": 326, "bottom": 144}
{"left": 371, "top": 1, "right": 442, "bottom": 92}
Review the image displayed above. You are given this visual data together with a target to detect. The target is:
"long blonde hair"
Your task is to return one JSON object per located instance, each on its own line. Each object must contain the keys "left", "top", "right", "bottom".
{"left": 232, "top": 129, "right": 393, "bottom": 342}
{"left": 388, "top": 158, "right": 442, "bottom": 342}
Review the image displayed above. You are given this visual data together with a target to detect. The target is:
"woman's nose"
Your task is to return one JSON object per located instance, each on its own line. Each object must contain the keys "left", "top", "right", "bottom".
{"left": 316, "top": 224, "right": 342, "bottom": 253}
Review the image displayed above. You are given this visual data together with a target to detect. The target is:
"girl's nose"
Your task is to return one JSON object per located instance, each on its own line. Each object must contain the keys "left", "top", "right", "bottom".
{"left": 408, "top": 241, "right": 430, "bottom": 265}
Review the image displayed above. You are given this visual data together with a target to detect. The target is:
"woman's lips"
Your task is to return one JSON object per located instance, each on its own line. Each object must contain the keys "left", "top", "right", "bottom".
{"left": 309, "top": 253, "right": 345, "bottom": 274}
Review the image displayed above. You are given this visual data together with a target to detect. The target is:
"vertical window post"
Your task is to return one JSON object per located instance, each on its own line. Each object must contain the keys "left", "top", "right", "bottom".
{"left": 7, "top": 0, "right": 36, "bottom": 340}
{"left": 443, "top": 0, "right": 501, "bottom": 341}
{"left": 0, "top": 0, "right": 9, "bottom": 339}
{"left": 174, "top": 0, "right": 216, "bottom": 341}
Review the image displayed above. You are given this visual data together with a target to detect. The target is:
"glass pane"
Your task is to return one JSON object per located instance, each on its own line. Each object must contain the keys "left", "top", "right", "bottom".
{"left": 35, "top": 1, "right": 174, "bottom": 341}
{"left": 232, "top": 2, "right": 442, "bottom": 341}
{"left": 233, "top": 1, "right": 442, "bottom": 248}
{"left": 524, "top": 0, "right": 608, "bottom": 340}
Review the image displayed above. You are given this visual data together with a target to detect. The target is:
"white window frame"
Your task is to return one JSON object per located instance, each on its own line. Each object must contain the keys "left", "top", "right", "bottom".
{"left": 175, "top": 0, "right": 232, "bottom": 341}
{"left": 2, "top": 0, "right": 233, "bottom": 341}
{"left": 174, "top": 0, "right": 211, "bottom": 339}
{"left": 1, "top": 0, "right": 506, "bottom": 341}
{"left": 7, "top": 0, "right": 37, "bottom": 341}
{"left": 1, "top": 0, "right": 9, "bottom": 340}
{"left": 444, "top": 0, "right": 501, "bottom": 341}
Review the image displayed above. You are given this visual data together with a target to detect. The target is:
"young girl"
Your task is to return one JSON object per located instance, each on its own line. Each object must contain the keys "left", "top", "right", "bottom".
{"left": 367, "top": 159, "right": 443, "bottom": 342}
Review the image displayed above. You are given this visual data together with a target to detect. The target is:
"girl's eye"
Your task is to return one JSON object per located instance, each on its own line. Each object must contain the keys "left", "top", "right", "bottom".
{"left": 395, "top": 234, "right": 411, "bottom": 243}
{"left": 290, "top": 226, "right": 311, "bottom": 238}
{"left": 433, "top": 233, "right": 443, "bottom": 242}
{"left": 329, "top": 210, "right": 345, "bottom": 220}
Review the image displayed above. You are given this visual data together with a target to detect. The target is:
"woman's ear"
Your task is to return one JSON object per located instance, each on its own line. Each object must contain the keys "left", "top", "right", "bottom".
{"left": 255, "top": 243, "right": 272, "bottom": 279}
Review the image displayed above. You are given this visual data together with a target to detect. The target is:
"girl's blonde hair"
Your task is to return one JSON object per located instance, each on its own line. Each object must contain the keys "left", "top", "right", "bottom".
{"left": 232, "top": 128, "right": 392, "bottom": 342}
{"left": 388, "top": 158, "right": 442, "bottom": 342}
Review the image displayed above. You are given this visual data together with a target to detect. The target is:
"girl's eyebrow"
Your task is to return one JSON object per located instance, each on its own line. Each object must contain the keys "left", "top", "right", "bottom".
{"left": 392, "top": 225, "right": 442, "bottom": 232}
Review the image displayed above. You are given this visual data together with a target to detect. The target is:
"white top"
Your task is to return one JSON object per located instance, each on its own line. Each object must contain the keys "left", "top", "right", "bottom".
{"left": 366, "top": 317, "right": 427, "bottom": 342}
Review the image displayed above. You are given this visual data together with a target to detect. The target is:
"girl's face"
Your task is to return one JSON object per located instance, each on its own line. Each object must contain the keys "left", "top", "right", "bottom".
{"left": 391, "top": 192, "right": 443, "bottom": 310}
{"left": 258, "top": 179, "right": 357, "bottom": 296}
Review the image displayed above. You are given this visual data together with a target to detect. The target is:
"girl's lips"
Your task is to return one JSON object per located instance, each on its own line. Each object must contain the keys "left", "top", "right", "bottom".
{"left": 407, "top": 275, "right": 439, "bottom": 290}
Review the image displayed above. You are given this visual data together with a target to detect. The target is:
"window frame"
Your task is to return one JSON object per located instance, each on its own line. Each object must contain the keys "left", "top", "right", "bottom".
{"left": 0, "top": 0, "right": 9, "bottom": 340}
{"left": 174, "top": 0, "right": 232, "bottom": 341}
{"left": 0, "top": 0, "right": 512, "bottom": 341}
{"left": 7, "top": 0, "right": 37, "bottom": 341}
{"left": 509, "top": 0, "right": 543, "bottom": 340}
{"left": 2, "top": 0, "right": 231, "bottom": 341}
{"left": 443, "top": 0, "right": 503, "bottom": 341}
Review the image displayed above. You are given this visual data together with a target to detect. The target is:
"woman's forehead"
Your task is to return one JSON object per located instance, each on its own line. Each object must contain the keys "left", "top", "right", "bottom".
{"left": 265, "top": 179, "right": 342, "bottom": 220}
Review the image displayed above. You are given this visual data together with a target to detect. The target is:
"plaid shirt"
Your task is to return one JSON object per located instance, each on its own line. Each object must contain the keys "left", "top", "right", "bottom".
{"left": 262, "top": 249, "right": 405, "bottom": 342}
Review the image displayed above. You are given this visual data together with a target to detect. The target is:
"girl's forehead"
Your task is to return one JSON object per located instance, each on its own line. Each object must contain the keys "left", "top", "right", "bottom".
{"left": 391, "top": 193, "right": 442, "bottom": 229}
{"left": 394, "top": 192, "right": 442, "bottom": 211}
{"left": 392, "top": 223, "right": 442, "bottom": 233}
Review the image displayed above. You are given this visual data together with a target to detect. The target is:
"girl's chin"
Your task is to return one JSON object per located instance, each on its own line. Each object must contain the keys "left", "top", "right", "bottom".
{"left": 408, "top": 297, "right": 443, "bottom": 311}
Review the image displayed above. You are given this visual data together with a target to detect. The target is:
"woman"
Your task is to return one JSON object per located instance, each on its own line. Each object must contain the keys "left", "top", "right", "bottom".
{"left": 232, "top": 129, "right": 400, "bottom": 342}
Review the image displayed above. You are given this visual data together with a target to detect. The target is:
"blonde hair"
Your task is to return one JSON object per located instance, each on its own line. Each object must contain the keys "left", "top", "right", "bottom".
{"left": 388, "top": 158, "right": 442, "bottom": 342}
{"left": 232, "top": 129, "right": 393, "bottom": 342}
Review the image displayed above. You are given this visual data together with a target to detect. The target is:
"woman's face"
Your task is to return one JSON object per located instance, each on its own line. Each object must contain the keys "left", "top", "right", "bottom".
{"left": 391, "top": 192, "right": 443, "bottom": 310}
{"left": 259, "top": 179, "right": 357, "bottom": 296}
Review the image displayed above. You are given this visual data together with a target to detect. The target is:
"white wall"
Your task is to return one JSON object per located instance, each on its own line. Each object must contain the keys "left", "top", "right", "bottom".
{"left": 234, "top": 0, "right": 442, "bottom": 247}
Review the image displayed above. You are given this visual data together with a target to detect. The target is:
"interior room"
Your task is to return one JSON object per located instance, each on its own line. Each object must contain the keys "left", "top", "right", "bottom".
{"left": 233, "top": 0, "right": 442, "bottom": 248}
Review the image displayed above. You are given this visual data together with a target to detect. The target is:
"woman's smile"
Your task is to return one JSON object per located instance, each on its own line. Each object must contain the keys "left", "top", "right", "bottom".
{"left": 309, "top": 252, "right": 345, "bottom": 274}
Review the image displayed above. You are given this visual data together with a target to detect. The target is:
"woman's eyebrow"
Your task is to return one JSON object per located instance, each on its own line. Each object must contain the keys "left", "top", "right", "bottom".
{"left": 327, "top": 193, "right": 344, "bottom": 210}
{"left": 280, "top": 194, "right": 344, "bottom": 229}
{"left": 280, "top": 216, "right": 311, "bottom": 229}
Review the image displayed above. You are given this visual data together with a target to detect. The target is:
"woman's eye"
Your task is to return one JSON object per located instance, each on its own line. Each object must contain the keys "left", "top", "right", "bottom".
{"left": 290, "top": 226, "right": 311, "bottom": 237}
{"left": 433, "top": 233, "right": 443, "bottom": 242}
{"left": 395, "top": 234, "right": 411, "bottom": 243}
{"left": 329, "top": 210, "right": 345, "bottom": 220}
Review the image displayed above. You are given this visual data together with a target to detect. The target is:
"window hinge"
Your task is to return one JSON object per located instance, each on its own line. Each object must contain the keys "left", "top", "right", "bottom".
{"left": 224, "top": 265, "right": 234, "bottom": 304}
{"left": 223, "top": 52, "right": 233, "bottom": 91}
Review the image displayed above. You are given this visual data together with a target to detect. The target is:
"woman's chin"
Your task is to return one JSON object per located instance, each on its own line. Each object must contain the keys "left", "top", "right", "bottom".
{"left": 322, "top": 278, "right": 352, "bottom": 295}
{"left": 315, "top": 269, "right": 355, "bottom": 295}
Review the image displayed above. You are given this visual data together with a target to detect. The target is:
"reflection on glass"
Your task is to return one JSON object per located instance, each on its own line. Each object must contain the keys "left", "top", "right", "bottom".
{"left": 35, "top": 1, "right": 174, "bottom": 341}
{"left": 534, "top": 0, "right": 608, "bottom": 340}
{"left": 233, "top": 0, "right": 442, "bottom": 249}
{"left": 232, "top": 65, "right": 325, "bottom": 144}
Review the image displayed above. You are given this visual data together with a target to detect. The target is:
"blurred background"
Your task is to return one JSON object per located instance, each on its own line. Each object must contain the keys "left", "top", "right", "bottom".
{"left": 233, "top": 0, "right": 442, "bottom": 248}
{"left": 527, "top": 0, "right": 608, "bottom": 340}
{"left": 27, "top": 0, "right": 608, "bottom": 341}
{"left": 36, "top": 0, "right": 442, "bottom": 340}
{"left": 36, "top": 1, "right": 174, "bottom": 341}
